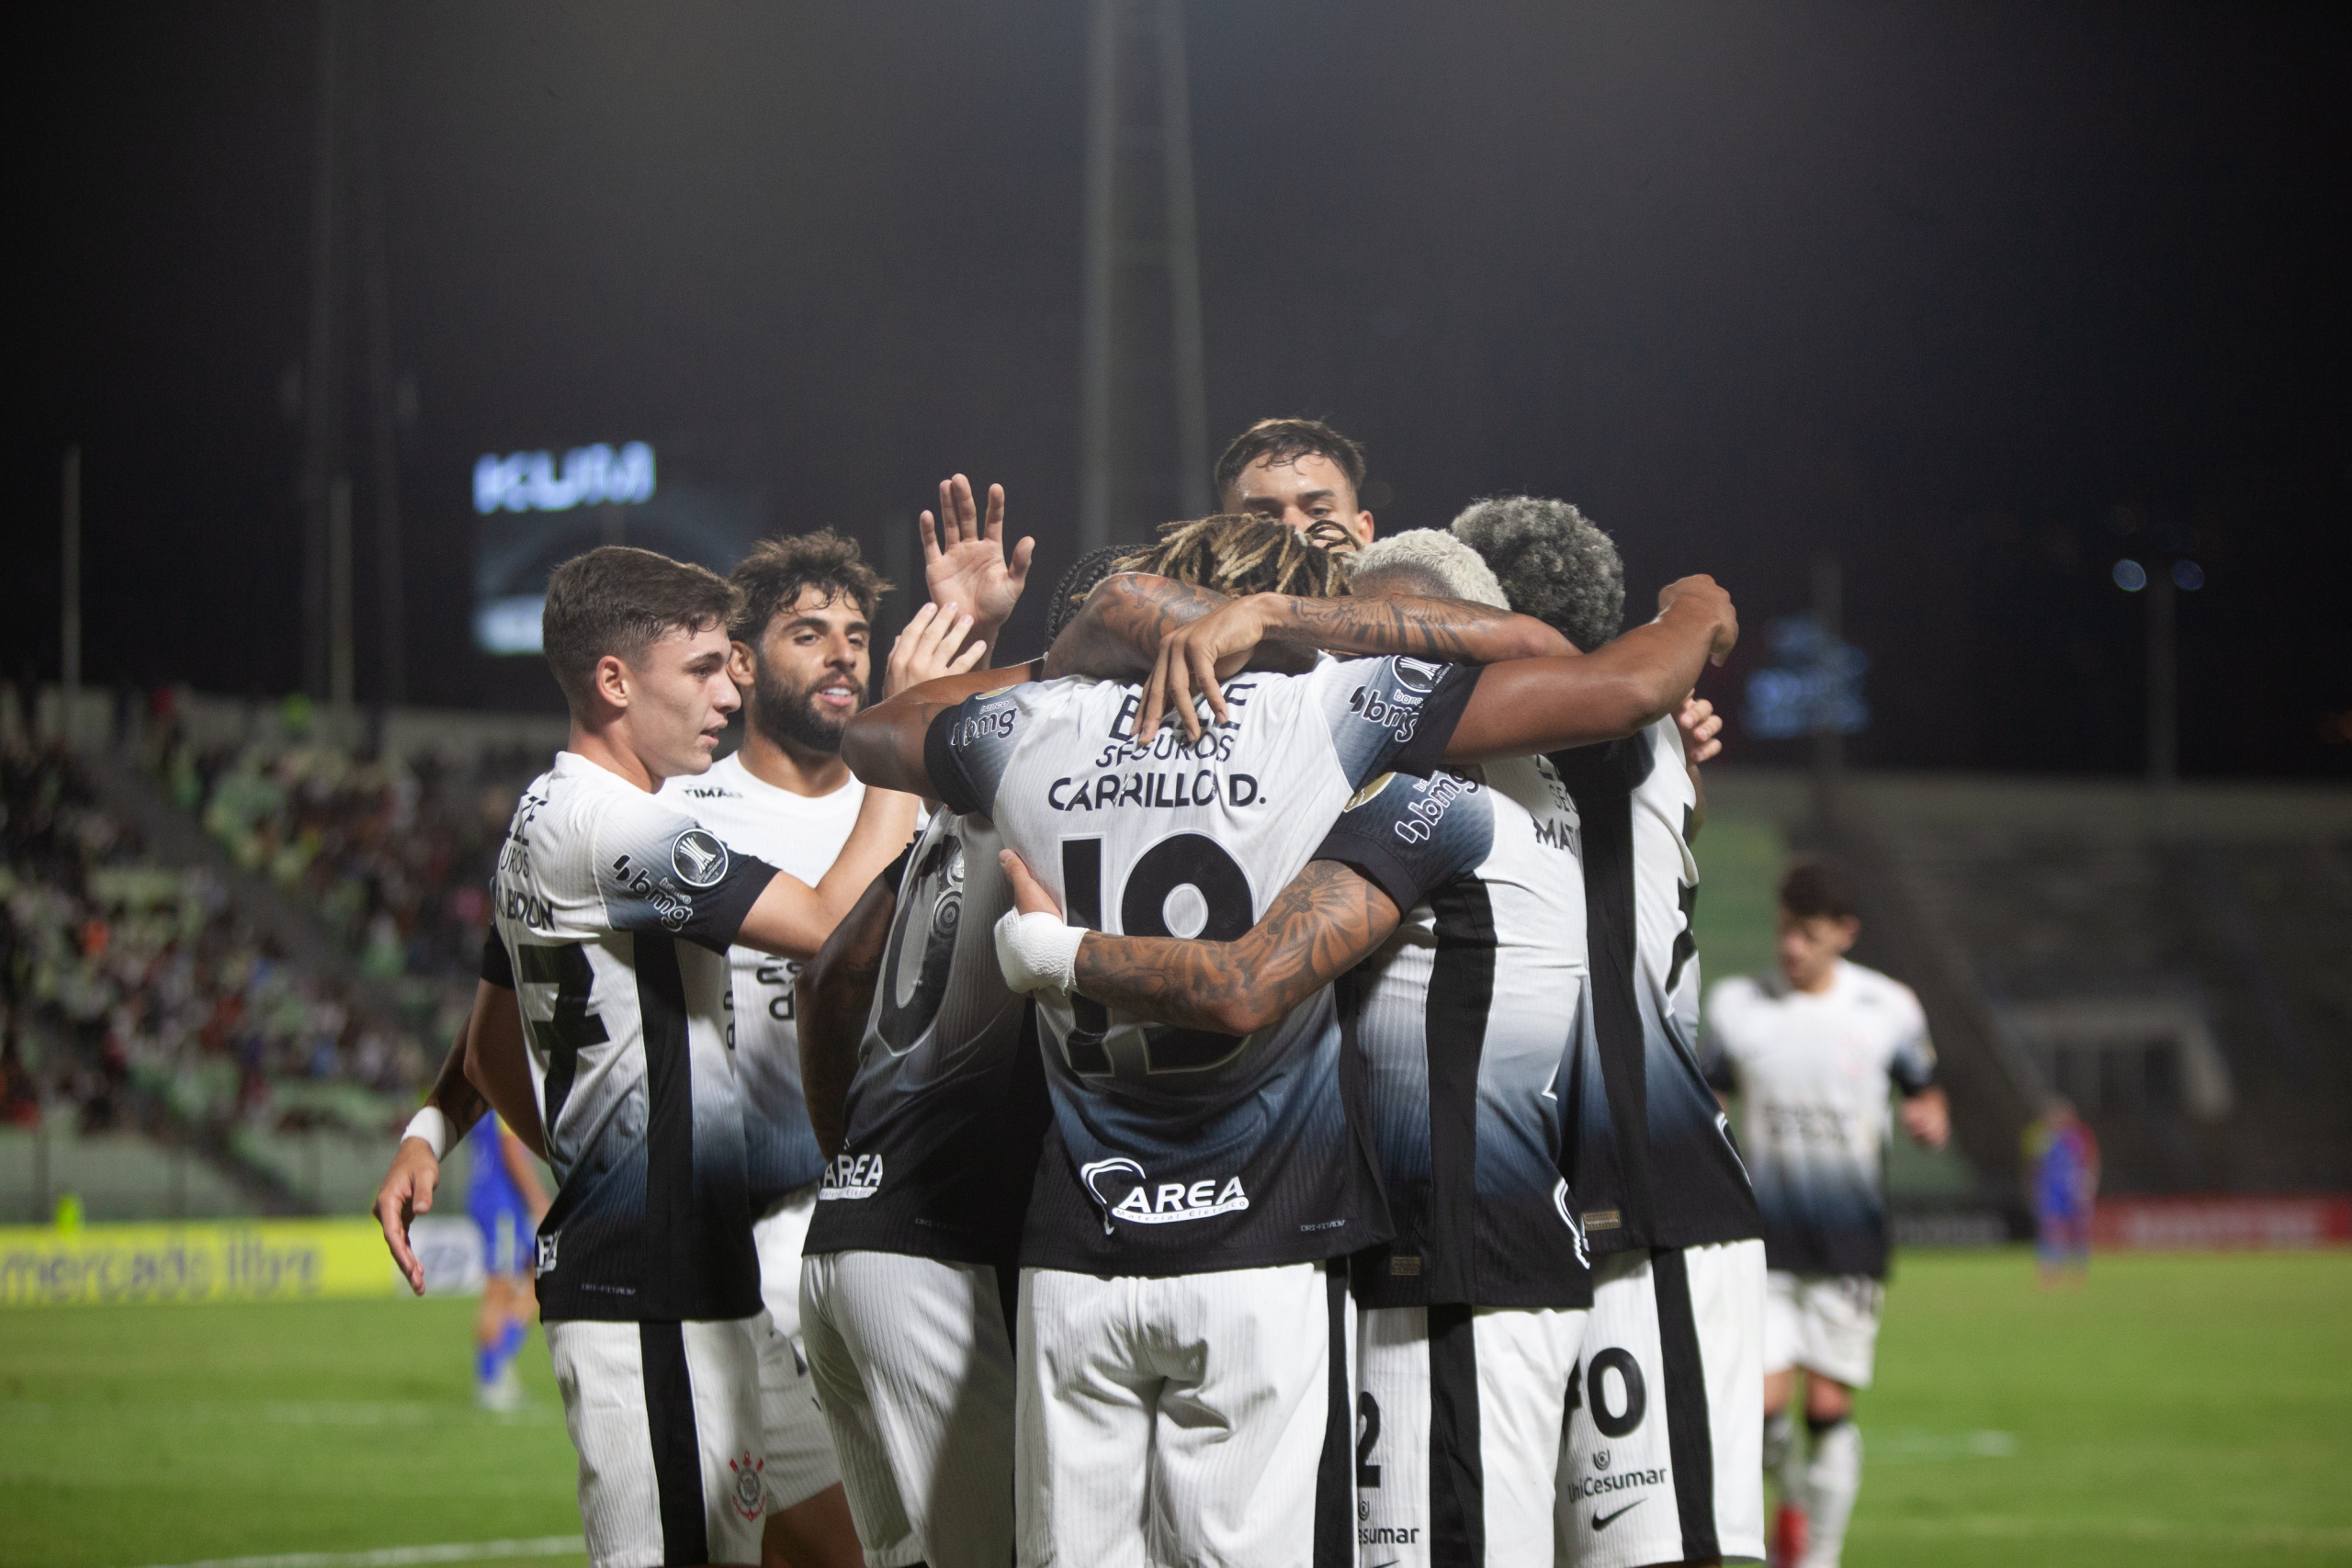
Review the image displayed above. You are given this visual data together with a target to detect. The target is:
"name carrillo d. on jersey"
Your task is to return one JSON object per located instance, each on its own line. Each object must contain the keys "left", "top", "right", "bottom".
{"left": 1081, "top": 1157, "right": 1250, "bottom": 1231}
{"left": 818, "top": 1152, "right": 884, "bottom": 1201}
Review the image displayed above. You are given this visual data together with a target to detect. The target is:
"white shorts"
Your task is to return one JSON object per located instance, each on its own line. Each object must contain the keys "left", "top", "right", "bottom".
{"left": 1016, "top": 1261, "right": 1355, "bottom": 1568}
{"left": 800, "top": 1249, "right": 1017, "bottom": 1568}
{"left": 752, "top": 1185, "right": 843, "bottom": 1514}
{"left": 1762, "top": 1269, "right": 1883, "bottom": 1390}
{"left": 1557, "top": 1240, "right": 1766, "bottom": 1568}
{"left": 1356, "top": 1303, "right": 1589, "bottom": 1566}
{"left": 546, "top": 1316, "right": 767, "bottom": 1568}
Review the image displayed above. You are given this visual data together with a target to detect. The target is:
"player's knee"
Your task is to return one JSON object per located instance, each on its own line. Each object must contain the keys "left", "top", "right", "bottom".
{"left": 1804, "top": 1380, "right": 1853, "bottom": 1424}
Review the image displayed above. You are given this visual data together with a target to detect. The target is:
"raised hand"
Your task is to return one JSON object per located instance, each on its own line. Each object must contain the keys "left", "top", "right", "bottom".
{"left": 883, "top": 601, "right": 988, "bottom": 699}
{"left": 921, "top": 475, "right": 1034, "bottom": 641}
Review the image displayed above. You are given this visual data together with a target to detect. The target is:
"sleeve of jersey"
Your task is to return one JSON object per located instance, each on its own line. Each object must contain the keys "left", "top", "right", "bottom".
{"left": 1697, "top": 983, "right": 1739, "bottom": 1091}
{"left": 922, "top": 689, "right": 1025, "bottom": 818}
{"left": 589, "top": 791, "right": 781, "bottom": 955}
{"left": 1308, "top": 772, "right": 1490, "bottom": 913}
{"left": 479, "top": 927, "right": 514, "bottom": 990}
{"left": 1888, "top": 998, "right": 1939, "bottom": 1095}
{"left": 1312, "top": 656, "right": 1486, "bottom": 787}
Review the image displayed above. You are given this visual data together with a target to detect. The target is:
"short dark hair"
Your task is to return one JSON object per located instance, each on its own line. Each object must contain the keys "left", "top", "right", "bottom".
{"left": 1450, "top": 496, "right": 1625, "bottom": 654}
{"left": 728, "top": 529, "right": 889, "bottom": 649}
{"left": 1779, "top": 856, "right": 1859, "bottom": 924}
{"left": 1212, "top": 418, "right": 1368, "bottom": 510}
{"left": 1045, "top": 544, "right": 1134, "bottom": 642}
{"left": 542, "top": 546, "right": 738, "bottom": 710}
{"left": 1114, "top": 514, "right": 1350, "bottom": 602}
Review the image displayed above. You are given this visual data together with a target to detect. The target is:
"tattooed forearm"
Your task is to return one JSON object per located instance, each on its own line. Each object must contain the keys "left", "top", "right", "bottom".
{"left": 1264, "top": 594, "right": 1572, "bottom": 662}
{"left": 1071, "top": 860, "right": 1402, "bottom": 1036}
{"left": 1046, "top": 575, "right": 1227, "bottom": 680}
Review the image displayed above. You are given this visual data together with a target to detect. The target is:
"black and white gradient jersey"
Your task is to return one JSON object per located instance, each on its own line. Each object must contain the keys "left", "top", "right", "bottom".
{"left": 1313, "top": 758, "right": 1594, "bottom": 1311}
{"left": 660, "top": 752, "right": 864, "bottom": 1211}
{"left": 493, "top": 751, "right": 778, "bottom": 1322}
{"left": 802, "top": 809, "right": 1051, "bottom": 1268}
{"left": 924, "top": 656, "right": 1482, "bottom": 1275}
{"left": 1552, "top": 718, "right": 1760, "bottom": 1255}
{"left": 1702, "top": 960, "right": 1936, "bottom": 1279}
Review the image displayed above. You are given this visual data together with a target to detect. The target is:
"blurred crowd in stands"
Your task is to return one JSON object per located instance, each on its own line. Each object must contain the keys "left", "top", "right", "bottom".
{"left": 0, "top": 735, "right": 482, "bottom": 1142}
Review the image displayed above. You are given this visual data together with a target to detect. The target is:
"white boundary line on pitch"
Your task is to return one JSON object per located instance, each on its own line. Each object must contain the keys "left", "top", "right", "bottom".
{"left": 132, "top": 1538, "right": 585, "bottom": 1568}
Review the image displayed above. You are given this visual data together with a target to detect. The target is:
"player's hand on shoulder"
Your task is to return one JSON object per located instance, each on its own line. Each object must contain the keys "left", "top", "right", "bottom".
{"left": 374, "top": 1137, "right": 442, "bottom": 1297}
{"left": 921, "top": 473, "right": 1034, "bottom": 630}
{"left": 884, "top": 600, "right": 989, "bottom": 698}
{"left": 1677, "top": 694, "right": 1724, "bottom": 764}
{"left": 1135, "top": 593, "right": 1280, "bottom": 745}
{"left": 1657, "top": 574, "right": 1738, "bottom": 664}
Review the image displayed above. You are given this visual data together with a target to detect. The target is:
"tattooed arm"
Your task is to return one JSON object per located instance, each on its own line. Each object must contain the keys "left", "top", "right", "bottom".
{"left": 797, "top": 870, "right": 899, "bottom": 1163}
{"left": 1041, "top": 573, "right": 1228, "bottom": 682}
{"left": 1000, "top": 850, "right": 1401, "bottom": 1036}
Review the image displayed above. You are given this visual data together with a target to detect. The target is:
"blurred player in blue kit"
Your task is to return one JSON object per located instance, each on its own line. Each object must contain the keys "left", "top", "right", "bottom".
{"left": 467, "top": 1111, "right": 550, "bottom": 1410}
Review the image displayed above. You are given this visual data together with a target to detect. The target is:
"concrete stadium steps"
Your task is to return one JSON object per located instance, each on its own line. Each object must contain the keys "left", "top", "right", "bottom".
{"left": 0, "top": 1117, "right": 256, "bottom": 1224}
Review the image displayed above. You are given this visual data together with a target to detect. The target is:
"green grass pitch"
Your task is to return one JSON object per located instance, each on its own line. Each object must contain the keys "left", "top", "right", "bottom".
{"left": 3, "top": 1249, "right": 2347, "bottom": 1567}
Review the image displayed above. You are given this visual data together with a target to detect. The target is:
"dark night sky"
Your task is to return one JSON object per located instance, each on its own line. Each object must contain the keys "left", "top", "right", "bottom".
{"left": 8, "top": 1, "right": 2349, "bottom": 776}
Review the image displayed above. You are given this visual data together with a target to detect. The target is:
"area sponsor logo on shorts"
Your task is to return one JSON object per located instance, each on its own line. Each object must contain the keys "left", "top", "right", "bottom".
{"left": 1080, "top": 1157, "right": 1249, "bottom": 1233}
{"left": 818, "top": 1152, "right": 884, "bottom": 1201}
{"left": 670, "top": 829, "right": 729, "bottom": 888}
{"left": 534, "top": 1232, "right": 559, "bottom": 1277}
{"left": 728, "top": 1450, "right": 766, "bottom": 1520}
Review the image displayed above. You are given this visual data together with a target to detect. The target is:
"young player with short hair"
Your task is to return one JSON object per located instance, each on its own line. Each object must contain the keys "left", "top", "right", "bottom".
{"left": 1702, "top": 857, "right": 1951, "bottom": 1568}
{"left": 850, "top": 515, "right": 1739, "bottom": 1565}
{"left": 1215, "top": 417, "right": 1377, "bottom": 552}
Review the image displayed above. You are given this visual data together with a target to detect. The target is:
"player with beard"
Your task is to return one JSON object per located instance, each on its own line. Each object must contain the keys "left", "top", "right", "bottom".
{"left": 657, "top": 524, "right": 989, "bottom": 1568}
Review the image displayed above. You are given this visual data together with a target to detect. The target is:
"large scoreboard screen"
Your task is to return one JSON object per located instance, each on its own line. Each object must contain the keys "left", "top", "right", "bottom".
{"left": 470, "top": 441, "right": 761, "bottom": 654}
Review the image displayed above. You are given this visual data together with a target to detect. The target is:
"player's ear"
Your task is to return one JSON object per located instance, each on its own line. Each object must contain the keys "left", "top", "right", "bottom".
{"left": 727, "top": 639, "right": 758, "bottom": 688}
{"left": 594, "top": 653, "right": 631, "bottom": 712}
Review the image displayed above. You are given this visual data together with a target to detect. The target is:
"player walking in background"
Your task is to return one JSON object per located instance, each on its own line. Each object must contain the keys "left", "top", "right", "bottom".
{"left": 1450, "top": 496, "right": 1765, "bottom": 1568}
{"left": 1702, "top": 858, "right": 1951, "bottom": 1568}
{"left": 468, "top": 1111, "right": 549, "bottom": 1410}
{"left": 2024, "top": 1098, "right": 2098, "bottom": 1291}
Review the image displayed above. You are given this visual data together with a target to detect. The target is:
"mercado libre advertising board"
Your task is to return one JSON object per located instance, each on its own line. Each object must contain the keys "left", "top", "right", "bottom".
{"left": 0, "top": 1218, "right": 427, "bottom": 1308}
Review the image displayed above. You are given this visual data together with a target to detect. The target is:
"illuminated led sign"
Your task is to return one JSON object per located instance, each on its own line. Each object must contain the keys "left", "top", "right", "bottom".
{"left": 473, "top": 441, "right": 656, "bottom": 514}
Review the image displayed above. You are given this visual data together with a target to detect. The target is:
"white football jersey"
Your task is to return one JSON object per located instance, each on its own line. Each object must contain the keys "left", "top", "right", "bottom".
{"left": 1702, "top": 959, "right": 1935, "bottom": 1278}
{"left": 662, "top": 751, "right": 863, "bottom": 1207}
{"left": 493, "top": 751, "right": 780, "bottom": 1321}
{"left": 924, "top": 655, "right": 1483, "bottom": 1275}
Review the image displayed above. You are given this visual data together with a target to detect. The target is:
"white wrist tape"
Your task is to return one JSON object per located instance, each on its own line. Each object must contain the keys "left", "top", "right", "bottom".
{"left": 402, "top": 1107, "right": 452, "bottom": 1160}
{"left": 994, "top": 908, "right": 1086, "bottom": 996}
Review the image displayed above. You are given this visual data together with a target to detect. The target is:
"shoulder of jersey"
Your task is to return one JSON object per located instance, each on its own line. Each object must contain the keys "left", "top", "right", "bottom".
{"left": 1708, "top": 973, "right": 1769, "bottom": 1010}
{"left": 1841, "top": 962, "right": 1917, "bottom": 1009}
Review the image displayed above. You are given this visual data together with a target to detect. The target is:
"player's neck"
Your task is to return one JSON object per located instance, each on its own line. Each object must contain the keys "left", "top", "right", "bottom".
{"left": 734, "top": 725, "right": 854, "bottom": 798}
{"left": 567, "top": 720, "right": 658, "bottom": 793}
{"left": 1786, "top": 957, "right": 1843, "bottom": 996}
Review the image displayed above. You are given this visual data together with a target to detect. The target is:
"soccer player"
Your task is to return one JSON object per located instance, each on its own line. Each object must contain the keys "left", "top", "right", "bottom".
{"left": 851, "top": 515, "right": 1738, "bottom": 1565}
{"left": 1446, "top": 496, "right": 1766, "bottom": 1568}
{"left": 468, "top": 1111, "right": 550, "bottom": 1410}
{"left": 466, "top": 544, "right": 924, "bottom": 1568}
{"left": 2023, "top": 1098, "right": 2098, "bottom": 1291}
{"left": 1702, "top": 857, "right": 1951, "bottom": 1568}
{"left": 787, "top": 553, "right": 1109, "bottom": 1568}
{"left": 993, "top": 529, "right": 1605, "bottom": 1565}
{"left": 657, "top": 525, "right": 990, "bottom": 1568}
{"left": 1215, "top": 418, "right": 1377, "bottom": 552}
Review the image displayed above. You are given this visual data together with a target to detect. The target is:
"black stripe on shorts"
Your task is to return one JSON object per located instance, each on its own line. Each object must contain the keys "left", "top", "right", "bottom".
{"left": 1652, "top": 1249, "right": 1719, "bottom": 1562}
{"left": 640, "top": 1321, "right": 709, "bottom": 1564}
{"left": 1428, "top": 1303, "right": 1485, "bottom": 1568}
{"left": 1316, "top": 1259, "right": 1354, "bottom": 1568}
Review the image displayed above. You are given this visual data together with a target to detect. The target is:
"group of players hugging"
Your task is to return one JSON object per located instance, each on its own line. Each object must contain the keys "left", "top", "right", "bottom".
{"left": 374, "top": 419, "right": 1951, "bottom": 1568}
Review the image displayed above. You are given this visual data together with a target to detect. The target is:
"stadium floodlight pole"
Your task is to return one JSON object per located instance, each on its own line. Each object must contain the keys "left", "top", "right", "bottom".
{"left": 1811, "top": 551, "right": 1843, "bottom": 829}
{"left": 355, "top": 0, "right": 403, "bottom": 707}
{"left": 1158, "top": 0, "right": 1210, "bottom": 521}
{"left": 61, "top": 444, "right": 80, "bottom": 748}
{"left": 300, "top": 0, "right": 346, "bottom": 702}
{"left": 329, "top": 474, "right": 356, "bottom": 729}
{"left": 1078, "top": 0, "right": 1118, "bottom": 555}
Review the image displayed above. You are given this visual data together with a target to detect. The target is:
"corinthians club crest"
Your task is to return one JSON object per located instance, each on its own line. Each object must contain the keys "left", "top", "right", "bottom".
{"left": 729, "top": 1450, "right": 766, "bottom": 1520}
